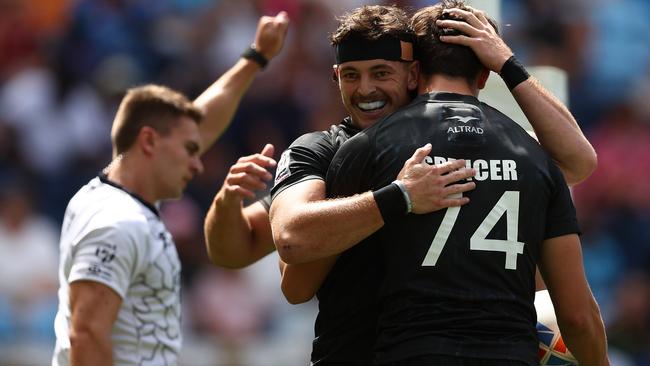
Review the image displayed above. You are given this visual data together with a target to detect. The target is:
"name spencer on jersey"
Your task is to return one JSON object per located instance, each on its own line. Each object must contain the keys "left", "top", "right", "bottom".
{"left": 425, "top": 156, "right": 518, "bottom": 181}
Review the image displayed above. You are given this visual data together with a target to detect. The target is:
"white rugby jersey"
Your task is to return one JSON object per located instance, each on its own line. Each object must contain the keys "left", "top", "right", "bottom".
{"left": 53, "top": 175, "right": 182, "bottom": 366}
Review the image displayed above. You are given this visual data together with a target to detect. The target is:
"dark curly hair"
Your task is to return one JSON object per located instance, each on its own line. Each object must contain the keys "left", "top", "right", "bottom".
{"left": 412, "top": 0, "right": 499, "bottom": 84}
{"left": 329, "top": 5, "right": 414, "bottom": 46}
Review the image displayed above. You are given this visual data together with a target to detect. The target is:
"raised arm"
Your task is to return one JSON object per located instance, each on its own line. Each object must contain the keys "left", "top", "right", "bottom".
{"left": 204, "top": 144, "right": 276, "bottom": 268}
{"left": 270, "top": 144, "right": 476, "bottom": 264}
{"left": 438, "top": 7, "right": 597, "bottom": 185}
{"left": 539, "top": 234, "right": 610, "bottom": 366}
{"left": 195, "top": 12, "right": 289, "bottom": 153}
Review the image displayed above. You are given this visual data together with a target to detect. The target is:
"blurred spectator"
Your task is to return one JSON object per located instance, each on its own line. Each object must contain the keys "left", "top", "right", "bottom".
{"left": 572, "top": 0, "right": 650, "bottom": 128}
{"left": 0, "top": 177, "right": 59, "bottom": 342}
{"left": 0, "top": 0, "right": 40, "bottom": 80}
{"left": 579, "top": 207, "right": 625, "bottom": 322}
{"left": 188, "top": 266, "right": 275, "bottom": 366}
{"left": 503, "top": 0, "right": 591, "bottom": 76}
{"left": 573, "top": 96, "right": 650, "bottom": 271}
{"left": 606, "top": 271, "right": 650, "bottom": 365}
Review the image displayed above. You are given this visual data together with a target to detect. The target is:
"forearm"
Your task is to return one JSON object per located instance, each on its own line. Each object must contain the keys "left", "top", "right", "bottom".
{"left": 558, "top": 298, "right": 609, "bottom": 366}
{"left": 195, "top": 58, "right": 262, "bottom": 153}
{"left": 273, "top": 191, "right": 383, "bottom": 264}
{"left": 280, "top": 256, "right": 338, "bottom": 304}
{"left": 511, "top": 77, "right": 597, "bottom": 185}
{"left": 204, "top": 192, "right": 256, "bottom": 268}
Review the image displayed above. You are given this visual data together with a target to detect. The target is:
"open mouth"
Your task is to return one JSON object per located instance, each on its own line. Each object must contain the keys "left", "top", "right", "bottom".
{"left": 357, "top": 100, "right": 387, "bottom": 112}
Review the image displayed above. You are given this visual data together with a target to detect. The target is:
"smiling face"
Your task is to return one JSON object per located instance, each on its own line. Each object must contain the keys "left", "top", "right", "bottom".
{"left": 335, "top": 59, "right": 418, "bottom": 129}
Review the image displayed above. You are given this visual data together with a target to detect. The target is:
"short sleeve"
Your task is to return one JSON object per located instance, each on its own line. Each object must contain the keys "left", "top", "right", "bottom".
{"left": 326, "top": 133, "right": 373, "bottom": 198}
{"left": 544, "top": 161, "right": 581, "bottom": 239}
{"left": 271, "top": 132, "right": 336, "bottom": 201}
{"left": 68, "top": 223, "right": 146, "bottom": 299}
{"left": 257, "top": 193, "right": 272, "bottom": 212}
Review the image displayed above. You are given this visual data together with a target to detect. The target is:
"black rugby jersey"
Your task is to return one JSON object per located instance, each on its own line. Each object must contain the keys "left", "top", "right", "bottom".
{"left": 326, "top": 92, "right": 580, "bottom": 365}
{"left": 271, "top": 117, "right": 360, "bottom": 200}
{"left": 271, "top": 117, "right": 378, "bottom": 366}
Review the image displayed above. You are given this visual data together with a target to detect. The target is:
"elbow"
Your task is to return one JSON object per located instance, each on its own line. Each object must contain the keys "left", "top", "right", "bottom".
{"left": 69, "top": 328, "right": 90, "bottom": 350}
{"left": 204, "top": 238, "right": 227, "bottom": 267}
{"left": 583, "top": 149, "right": 598, "bottom": 182}
{"left": 557, "top": 311, "right": 591, "bottom": 334}
{"left": 204, "top": 241, "right": 220, "bottom": 266}
{"left": 281, "top": 281, "right": 315, "bottom": 305}
{"left": 69, "top": 323, "right": 107, "bottom": 351}
{"left": 274, "top": 229, "right": 308, "bottom": 265}
{"left": 565, "top": 148, "right": 598, "bottom": 186}
{"left": 556, "top": 304, "right": 603, "bottom": 339}
{"left": 282, "top": 290, "right": 313, "bottom": 305}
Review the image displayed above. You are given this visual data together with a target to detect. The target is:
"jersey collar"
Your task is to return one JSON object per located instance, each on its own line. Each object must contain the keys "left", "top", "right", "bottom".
{"left": 98, "top": 173, "right": 160, "bottom": 217}
{"left": 421, "top": 91, "right": 480, "bottom": 105}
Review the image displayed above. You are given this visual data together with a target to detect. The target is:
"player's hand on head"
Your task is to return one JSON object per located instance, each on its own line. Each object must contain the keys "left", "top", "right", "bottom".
{"left": 254, "top": 11, "right": 290, "bottom": 60}
{"left": 436, "top": 7, "right": 513, "bottom": 73}
{"left": 397, "top": 144, "right": 476, "bottom": 214}
{"left": 221, "top": 144, "right": 276, "bottom": 201}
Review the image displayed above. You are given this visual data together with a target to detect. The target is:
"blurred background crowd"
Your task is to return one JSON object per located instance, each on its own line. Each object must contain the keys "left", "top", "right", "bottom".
{"left": 0, "top": 0, "right": 649, "bottom": 365}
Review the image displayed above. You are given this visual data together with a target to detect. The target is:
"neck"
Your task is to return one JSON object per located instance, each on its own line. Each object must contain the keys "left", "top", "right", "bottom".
{"left": 105, "top": 154, "right": 157, "bottom": 204}
{"left": 417, "top": 74, "right": 478, "bottom": 97}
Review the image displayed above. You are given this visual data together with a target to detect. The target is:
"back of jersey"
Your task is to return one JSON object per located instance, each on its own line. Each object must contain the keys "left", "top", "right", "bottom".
{"left": 328, "top": 92, "right": 579, "bottom": 365}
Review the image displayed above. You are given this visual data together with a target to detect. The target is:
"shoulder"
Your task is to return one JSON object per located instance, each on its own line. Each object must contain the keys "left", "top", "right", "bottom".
{"left": 479, "top": 101, "right": 527, "bottom": 131}
{"left": 364, "top": 95, "right": 433, "bottom": 138}
{"left": 67, "top": 179, "right": 151, "bottom": 242}
{"left": 478, "top": 101, "right": 545, "bottom": 145}
{"left": 290, "top": 120, "right": 358, "bottom": 151}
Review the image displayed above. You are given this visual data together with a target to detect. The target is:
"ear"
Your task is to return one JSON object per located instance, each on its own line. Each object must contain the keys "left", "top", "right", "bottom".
{"left": 331, "top": 65, "right": 339, "bottom": 84}
{"left": 407, "top": 61, "right": 420, "bottom": 91}
{"left": 477, "top": 67, "right": 490, "bottom": 90}
{"left": 138, "top": 126, "right": 158, "bottom": 157}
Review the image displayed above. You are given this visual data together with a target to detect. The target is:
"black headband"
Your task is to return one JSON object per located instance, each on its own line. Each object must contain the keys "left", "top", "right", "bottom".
{"left": 335, "top": 35, "right": 414, "bottom": 64}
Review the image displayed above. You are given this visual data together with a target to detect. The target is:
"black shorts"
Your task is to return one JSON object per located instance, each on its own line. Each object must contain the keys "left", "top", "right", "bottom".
{"left": 381, "top": 355, "right": 530, "bottom": 366}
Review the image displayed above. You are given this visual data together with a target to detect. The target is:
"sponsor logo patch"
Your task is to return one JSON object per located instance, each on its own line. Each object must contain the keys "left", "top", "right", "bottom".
{"left": 95, "top": 243, "right": 117, "bottom": 263}
{"left": 274, "top": 149, "right": 292, "bottom": 185}
{"left": 443, "top": 105, "right": 486, "bottom": 145}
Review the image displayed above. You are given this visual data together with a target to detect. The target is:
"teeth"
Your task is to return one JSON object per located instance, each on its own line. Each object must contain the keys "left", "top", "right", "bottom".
{"left": 357, "top": 100, "right": 386, "bottom": 111}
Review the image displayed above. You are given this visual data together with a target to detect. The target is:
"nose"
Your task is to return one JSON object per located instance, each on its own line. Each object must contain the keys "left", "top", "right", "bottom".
{"left": 358, "top": 74, "right": 376, "bottom": 96}
{"left": 191, "top": 156, "right": 204, "bottom": 175}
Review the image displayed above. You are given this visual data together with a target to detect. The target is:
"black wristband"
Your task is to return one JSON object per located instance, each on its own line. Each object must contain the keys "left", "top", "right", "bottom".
{"left": 500, "top": 55, "right": 530, "bottom": 90}
{"left": 372, "top": 183, "right": 408, "bottom": 223}
{"left": 241, "top": 44, "right": 268, "bottom": 69}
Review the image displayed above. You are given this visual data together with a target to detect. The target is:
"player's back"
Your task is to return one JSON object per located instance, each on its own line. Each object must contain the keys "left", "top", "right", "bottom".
{"left": 328, "top": 92, "right": 578, "bottom": 365}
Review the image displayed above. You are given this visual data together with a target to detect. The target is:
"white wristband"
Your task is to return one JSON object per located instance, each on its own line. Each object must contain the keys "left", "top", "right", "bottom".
{"left": 392, "top": 180, "right": 412, "bottom": 214}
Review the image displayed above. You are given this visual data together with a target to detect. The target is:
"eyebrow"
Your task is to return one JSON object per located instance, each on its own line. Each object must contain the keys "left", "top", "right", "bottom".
{"left": 370, "top": 64, "right": 395, "bottom": 72}
{"left": 339, "top": 64, "right": 396, "bottom": 73}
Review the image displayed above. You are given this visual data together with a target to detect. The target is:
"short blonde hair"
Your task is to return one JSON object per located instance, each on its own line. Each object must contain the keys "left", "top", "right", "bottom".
{"left": 111, "top": 84, "right": 203, "bottom": 156}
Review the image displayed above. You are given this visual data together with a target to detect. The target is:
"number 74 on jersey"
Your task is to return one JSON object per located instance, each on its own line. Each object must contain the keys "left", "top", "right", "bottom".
{"left": 422, "top": 191, "right": 524, "bottom": 270}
